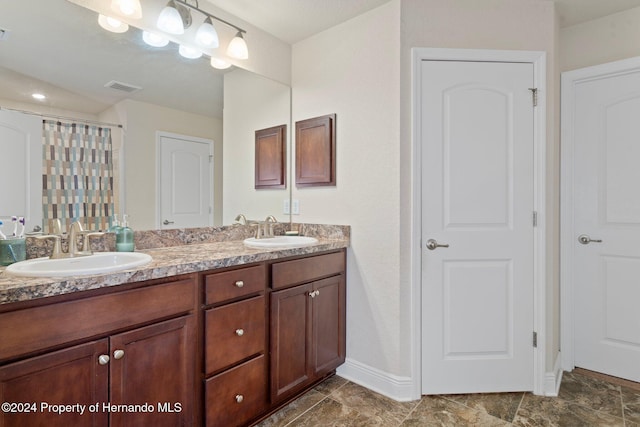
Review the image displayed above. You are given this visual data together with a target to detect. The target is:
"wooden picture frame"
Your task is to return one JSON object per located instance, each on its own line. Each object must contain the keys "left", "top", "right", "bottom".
{"left": 255, "top": 124, "right": 287, "bottom": 189}
{"left": 295, "top": 114, "right": 336, "bottom": 187}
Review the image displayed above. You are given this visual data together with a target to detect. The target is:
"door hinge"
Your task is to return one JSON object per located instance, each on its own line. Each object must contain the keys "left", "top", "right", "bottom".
{"left": 532, "top": 211, "right": 538, "bottom": 227}
{"left": 532, "top": 331, "right": 538, "bottom": 348}
{"left": 209, "top": 155, "right": 213, "bottom": 162}
{"left": 528, "top": 88, "right": 538, "bottom": 107}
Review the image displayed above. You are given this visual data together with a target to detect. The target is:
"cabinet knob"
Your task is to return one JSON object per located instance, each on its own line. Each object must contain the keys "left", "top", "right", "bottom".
{"left": 113, "top": 349, "right": 125, "bottom": 360}
{"left": 235, "top": 394, "right": 244, "bottom": 404}
{"left": 235, "top": 280, "right": 244, "bottom": 288}
{"left": 235, "top": 328, "right": 244, "bottom": 337}
{"left": 309, "top": 290, "right": 320, "bottom": 298}
{"left": 98, "top": 354, "right": 110, "bottom": 365}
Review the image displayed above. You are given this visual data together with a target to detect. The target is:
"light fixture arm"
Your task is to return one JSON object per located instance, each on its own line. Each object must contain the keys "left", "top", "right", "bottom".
{"left": 173, "top": 0, "right": 246, "bottom": 35}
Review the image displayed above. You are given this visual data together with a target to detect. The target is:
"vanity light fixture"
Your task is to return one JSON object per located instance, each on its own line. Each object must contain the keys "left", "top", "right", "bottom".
{"left": 111, "top": 0, "right": 142, "bottom": 19}
{"left": 195, "top": 16, "right": 219, "bottom": 49}
{"left": 227, "top": 31, "right": 248, "bottom": 59}
{"left": 157, "top": 0, "right": 188, "bottom": 35}
{"left": 210, "top": 57, "right": 231, "bottom": 70}
{"left": 156, "top": 0, "right": 248, "bottom": 59}
{"left": 98, "top": 14, "right": 130, "bottom": 33}
{"left": 142, "top": 31, "right": 169, "bottom": 47}
{"left": 178, "top": 44, "right": 202, "bottom": 59}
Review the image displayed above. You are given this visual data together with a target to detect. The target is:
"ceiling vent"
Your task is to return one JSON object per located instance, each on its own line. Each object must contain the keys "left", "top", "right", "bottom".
{"left": 104, "top": 80, "right": 142, "bottom": 93}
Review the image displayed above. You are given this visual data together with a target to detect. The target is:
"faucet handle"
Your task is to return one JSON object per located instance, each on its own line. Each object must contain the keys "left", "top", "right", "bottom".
{"left": 79, "top": 232, "right": 106, "bottom": 255}
{"left": 34, "top": 234, "right": 65, "bottom": 259}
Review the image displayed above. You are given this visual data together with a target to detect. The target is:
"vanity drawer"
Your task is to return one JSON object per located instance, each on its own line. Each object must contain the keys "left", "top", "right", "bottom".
{"left": 205, "top": 296, "right": 265, "bottom": 374}
{"left": 271, "top": 251, "right": 345, "bottom": 289}
{"left": 0, "top": 276, "right": 196, "bottom": 362}
{"left": 204, "top": 264, "right": 265, "bottom": 305}
{"left": 205, "top": 355, "right": 267, "bottom": 427}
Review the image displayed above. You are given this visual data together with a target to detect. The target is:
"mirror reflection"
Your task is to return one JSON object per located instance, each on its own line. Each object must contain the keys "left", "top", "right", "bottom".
{"left": 0, "top": 0, "right": 290, "bottom": 231}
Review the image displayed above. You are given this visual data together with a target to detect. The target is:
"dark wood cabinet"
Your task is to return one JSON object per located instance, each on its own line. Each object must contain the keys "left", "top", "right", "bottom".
{"left": 0, "top": 275, "right": 197, "bottom": 427}
{"left": 0, "top": 340, "right": 109, "bottom": 427}
{"left": 203, "top": 265, "right": 268, "bottom": 427}
{"left": 110, "top": 315, "right": 196, "bottom": 427}
{"left": 269, "top": 251, "right": 346, "bottom": 404}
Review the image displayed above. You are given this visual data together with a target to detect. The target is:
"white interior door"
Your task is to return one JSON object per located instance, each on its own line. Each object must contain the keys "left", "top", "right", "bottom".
{"left": 421, "top": 60, "right": 535, "bottom": 394}
{"left": 567, "top": 64, "right": 640, "bottom": 383}
{"left": 158, "top": 133, "right": 213, "bottom": 229}
{"left": 0, "top": 110, "right": 42, "bottom": 232}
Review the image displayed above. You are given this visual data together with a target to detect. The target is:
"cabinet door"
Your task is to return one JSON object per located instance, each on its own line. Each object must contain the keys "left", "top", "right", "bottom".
{"left": 109, "top": 315, "right": 196, "bottom": 427}
{"left": 0, "top": 339, "right": 109, "bottom": 427}
{"left": 270, "top": 283, "right": 312, "bottom": 402}
{"left": 312, "top": 275, "right": 346, "bottom": 376}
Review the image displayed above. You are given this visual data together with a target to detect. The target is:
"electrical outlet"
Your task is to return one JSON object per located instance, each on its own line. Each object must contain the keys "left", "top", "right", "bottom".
{"left": 283, "top": 199, "right": 290, "bottom": 214}
{"left": 292, "top": 199, "right": 300, "bottom": 215}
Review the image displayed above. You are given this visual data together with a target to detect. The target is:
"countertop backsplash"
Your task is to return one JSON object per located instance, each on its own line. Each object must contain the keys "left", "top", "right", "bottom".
{"left": 25, "top": 223, "right": 350, "bottom": 259}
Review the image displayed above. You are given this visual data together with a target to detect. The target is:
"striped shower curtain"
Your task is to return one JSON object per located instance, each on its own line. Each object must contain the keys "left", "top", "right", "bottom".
{"left": 42, "top": 120, "right": 114, "bottom": 233}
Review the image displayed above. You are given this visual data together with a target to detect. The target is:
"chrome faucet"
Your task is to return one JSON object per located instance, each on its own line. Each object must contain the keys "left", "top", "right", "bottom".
{"left": 235, "top": 214, "right": 247, "bottom": 225}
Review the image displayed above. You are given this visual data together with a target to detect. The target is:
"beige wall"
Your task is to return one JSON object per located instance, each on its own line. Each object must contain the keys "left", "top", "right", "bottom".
{"left": 561, "top": 6, "right": 640, "bottom": 72}
{"left": 110, "top": 99, "right": 223, "bottom": 230}
{"left": 223, "top": 69, "right": 291, "bottom": 224}
{"left": 292, "top": 1, "right": 402, "bottom": 375}
{"left": 292, "top": 0, "right": 560, "bottom": 391}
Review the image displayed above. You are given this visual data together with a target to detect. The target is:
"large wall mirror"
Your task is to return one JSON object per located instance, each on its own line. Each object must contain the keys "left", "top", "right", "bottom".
{"left": 0, "top": 0, "right": 291, "bottom": 231}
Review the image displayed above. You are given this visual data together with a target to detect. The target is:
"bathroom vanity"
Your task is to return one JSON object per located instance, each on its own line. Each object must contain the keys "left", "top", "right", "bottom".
{"left": 0, "top": 229, "right": 348, "bottom": 427}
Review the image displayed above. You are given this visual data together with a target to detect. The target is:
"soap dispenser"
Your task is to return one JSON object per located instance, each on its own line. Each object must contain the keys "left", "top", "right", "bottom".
{"left": 107, "top": 214, "right": 121, "bottom": 234}
{"left": 116, "top": 214, "right": 134, "bottom": 252}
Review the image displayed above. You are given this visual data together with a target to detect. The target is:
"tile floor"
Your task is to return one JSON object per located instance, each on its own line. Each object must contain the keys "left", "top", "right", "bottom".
{"left": 256, "top": 370, "right": 640, "bottom": 426}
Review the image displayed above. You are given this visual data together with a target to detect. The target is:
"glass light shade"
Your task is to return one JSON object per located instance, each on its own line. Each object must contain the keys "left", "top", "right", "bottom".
{"left": 178, "top": 45, "right": 202, "bottom": 59}
{"left": 210, "top": 57, "right": 231, "bottom": 69}
{"left": 227, "top": 32, "right": 248, "bottom": 59}
{"left": 157, "top": 2, "right": 184, "bottom": 34}
{"left": 32, "top": 93, "right": 46, "bottom": 100}
{"left": 98, "top": 14, "right": 129, "bottom": 33}
{"left": 195, "top": 17, "right": 219, "bottom": 49}
{"left": 111, "top": 0, "right": 142, "bottom": 19}
{"left": 142, "top": 31, "right": 169, "bottom": 47}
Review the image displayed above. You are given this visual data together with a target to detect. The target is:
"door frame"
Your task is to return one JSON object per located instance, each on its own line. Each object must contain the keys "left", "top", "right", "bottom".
{"left": 410, "top": 48, "right": 548, "bottom": 398}
{"left": 155, "top": 131, "right": 214, "bottom": 229}
{"left": 560, "top": 56, "right": 640, "bottom": 374}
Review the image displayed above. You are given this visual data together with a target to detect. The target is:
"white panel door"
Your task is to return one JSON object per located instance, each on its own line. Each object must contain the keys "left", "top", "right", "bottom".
{"left": 421, "top": 61, "right": 535, "bottom": 394}
{"left": 571, "top": 69, "right": 640, "bottom": 382}
{"left": 0, "top": 110, "right": 42, "bottom": 231}
{"left": 159, "top": 134, "right": 213, "bottom": 229}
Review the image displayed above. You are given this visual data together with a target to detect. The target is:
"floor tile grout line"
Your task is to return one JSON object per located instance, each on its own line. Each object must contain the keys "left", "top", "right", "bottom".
{"left": 512, "top": 392, "right": 526, "bottom": 424}
{"left": 281, "top": 378, "right": 350, "bottom": 427}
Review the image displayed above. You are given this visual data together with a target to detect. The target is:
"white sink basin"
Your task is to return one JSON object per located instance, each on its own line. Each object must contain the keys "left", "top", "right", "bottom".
{"left": 4, "top": 252, "right": 152, "bottom": 278}
{"left": 243, "top": 236, "right": 318, "bottom": 249}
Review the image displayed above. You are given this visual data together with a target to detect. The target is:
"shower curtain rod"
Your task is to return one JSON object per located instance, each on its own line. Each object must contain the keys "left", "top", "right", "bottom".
{"left": 0, "top": 106, "right": 123, "bottom": 129}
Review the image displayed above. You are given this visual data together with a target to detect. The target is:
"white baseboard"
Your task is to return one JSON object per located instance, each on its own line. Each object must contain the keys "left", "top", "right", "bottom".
{"left": 336, "top": 358, "right": 418, "bottom": 402}
{"left": 543, "top": 352, "right": 563, "bottom": 396}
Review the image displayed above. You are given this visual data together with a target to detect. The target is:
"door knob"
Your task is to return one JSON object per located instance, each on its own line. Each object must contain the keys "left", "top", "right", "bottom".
{"left": 163, "top": 220, "right": 174, "bottom": 225}
{"left": 578, "top": 234, "right": 602, "bottom": 245}
{"left": 426, "top": 239, "right": 449, "bottom": 250}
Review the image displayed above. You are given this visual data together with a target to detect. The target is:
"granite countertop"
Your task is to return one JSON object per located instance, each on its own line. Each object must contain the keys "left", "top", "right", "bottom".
{"left": 0, "top": 224, "right": 350, "bottom": 305}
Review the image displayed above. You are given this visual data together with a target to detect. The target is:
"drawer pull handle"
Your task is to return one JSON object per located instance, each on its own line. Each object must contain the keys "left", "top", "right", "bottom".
{"left": 235, "top": 394, "right": 244, "bottom": 403}
{"left": 113, "top": 349, "right": 125, "bottom": 360}
{"left": 98, "top": 354, "right": 110, "bottom": 365}
{"left": 235, "top": 328, "right": 245, "bottom": 336}
{"left": 235, "top": 280, "right": 244, "bottom": 288}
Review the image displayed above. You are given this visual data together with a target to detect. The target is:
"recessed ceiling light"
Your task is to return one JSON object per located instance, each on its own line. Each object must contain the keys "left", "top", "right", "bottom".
{"left": 32, "top": 93, "right": 46, "bottom": 100}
